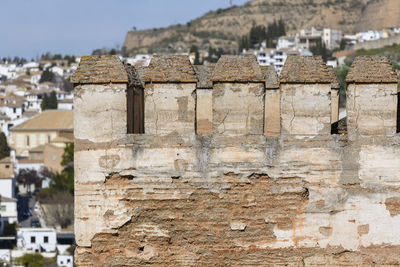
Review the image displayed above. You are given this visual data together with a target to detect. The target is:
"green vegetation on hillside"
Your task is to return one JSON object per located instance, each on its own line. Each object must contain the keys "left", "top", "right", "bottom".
{"left": 239, "top": 20, "right": 286, "bottom": 51}
{"left": 41, "top": 91, "right": 58, "bottom": 111}
{"left": 16, "top": 254, "right": 55, "bottom": 267}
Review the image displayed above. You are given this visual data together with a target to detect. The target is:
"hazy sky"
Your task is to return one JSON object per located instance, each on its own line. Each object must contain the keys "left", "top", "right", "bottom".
{"left": 1, "top": 0, "right": 249, "bottom": 59}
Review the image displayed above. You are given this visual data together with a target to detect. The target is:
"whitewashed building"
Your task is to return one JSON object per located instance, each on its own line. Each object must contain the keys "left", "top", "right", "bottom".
{"left": 17, "top": 228, "right": 57, "bottom": 253}
{"left": 254, "top": 48, "right": 313, "bottom": 75}
{"left": 322, "top": 28, "right": 343, "bottom": 50}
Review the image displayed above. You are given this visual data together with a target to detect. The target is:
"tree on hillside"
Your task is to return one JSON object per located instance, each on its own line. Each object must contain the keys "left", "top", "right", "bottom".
{"left": 61, "top": 143, "right": 74, "bottom": 167}
{"left": 41, "top": 91, "right": 58, "bottom": 111}
{"left": 310, "top": 40, "right": 329, "bottom": 62}
{"left": 16, "top": 169, "right": 43, "bottom": 194}
{"left": 238, "top": 20, "right": 287, "bottom": 51}
{"left": 0, "top": 132, "right": 10, "bottom": 160}
{"left": 48, "top": 91, "right": 58, "bottom": 109}
{"left": 41, "top": 94, "right": 48, "bottom": 111}
{"left": 39, "top": 69, "right": 54, "bottom": 83}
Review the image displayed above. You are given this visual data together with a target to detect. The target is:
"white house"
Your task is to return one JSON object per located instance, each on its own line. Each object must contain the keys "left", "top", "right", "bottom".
{"left": 125, "top": 54, "right": 152, "bottom": 66}
{"left": 357, "top": 30, "right": 383, "bottom": 42}
{"left": 0, "top": 197, "right": 17, "bottom": 234}
{"left": 57, "top": 245, "right": 73, "bottom": 267}
{"left": 23, "top": 62, "right": 40, "bottom": 73}
{"left": 254, "top": 48, "right": 312, "bottom": 75}
{"left": 0, "top": 250, "right": 10, "bottom": 265}
{"left": 57, "top": 99, "right": 73, "bottom": 110}
{"left": 17, "top": 228, "right": 57, "bottom": 253}
{"left": 0, "top": 95, "right": 25, "bottom": 121}
{"left": 322, "top": 28, "right": 342, "bottom": 50}
{"left": 25, "top": 92, "right": 42, "bottom": 111}
{"left": 277, "top": 36, "right": 296, "bottom": 50}
{"left": 57, "top": 254, "right": 73, "bottom": 267}
{"left": 50, "top": 66, "right": 65, "bottom": 77}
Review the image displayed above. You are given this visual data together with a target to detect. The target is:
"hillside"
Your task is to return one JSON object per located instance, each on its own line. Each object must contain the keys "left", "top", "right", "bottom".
{"left": 123, "top": 0, "right": 400, "bottom": 54}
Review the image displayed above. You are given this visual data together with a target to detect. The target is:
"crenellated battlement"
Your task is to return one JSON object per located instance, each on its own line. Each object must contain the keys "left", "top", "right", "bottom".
{"left": 72, "top": 55, "right": 400, "bottom": 266}
{"left": 72, "top": 54, "right": 399, "bottom": 140}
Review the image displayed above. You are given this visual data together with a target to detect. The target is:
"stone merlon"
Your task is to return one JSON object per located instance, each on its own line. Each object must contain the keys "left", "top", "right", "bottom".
{"left": 346, "top": 56, "right": 399, "bottom": 84}
{"left": 71, "top": 55, "right": 128, "bottom": 84}
{"left": 211, "top": 55, "right": 265, "bottom": 83}
{"left": 279, "top": 56, "right": 332, "bottom": 84}
{"left": 143, "top": 55, "right": 197, "bottom": 83}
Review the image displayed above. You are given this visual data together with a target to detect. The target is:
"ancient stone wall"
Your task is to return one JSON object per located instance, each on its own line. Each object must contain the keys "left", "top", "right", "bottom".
{"left": 73, "top": 55, "right": 400, "bottom": 266}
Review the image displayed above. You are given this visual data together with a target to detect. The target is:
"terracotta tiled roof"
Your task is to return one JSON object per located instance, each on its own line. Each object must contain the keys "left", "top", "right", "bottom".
{"left": 327, "top": 66, "right": 340, "bottom": 89}
{"left": 0, "top": 157, "right": 11, "bottom": 163}
{"left": 193, "top": 65, "right": 215, "bottom": 89}
{"left": 279, "top": 56, "right": 332, "bottom": 84}
{"left": 261, "top": 66, "right": 279, "bottom": 89}
{"left": 346, "top": 56, "right": 398, "bottom": 83}
{"left": 211, "top": 55, "right": 264, "bottom": 82}
{"left": 143, "top": 55, "right": 197, "bottom": 83}
{"left": 71, "top": 55, "right": 128, "bottom": 84}
{"left": 11, "top": 110, "right": 73, "bottom": 131}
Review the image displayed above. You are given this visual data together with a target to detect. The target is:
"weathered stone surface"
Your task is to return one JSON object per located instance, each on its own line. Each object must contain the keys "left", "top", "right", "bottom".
{"left": 346, "top": 55, "right": 398, "bottom": 83}
{"left": 213, "top": 82, "right": 264, "bottom": 135}
{"left": 280, "top": 56, "right": 332, "bottom": 84}
{"left": 281, "top": 83, "right": 331, "bottom": 135}
{"left": 144, "top": 55, "right": 197, "bottom": 83}
{"left": 145, "top": 83, "right": 196, "bottom": 136}
{"left": 196, "top": 89, "right": 212, "bottom": 135}
{"left": 347, "top": 83, "right": 397, "bottom": 136}
{"left": 74, "top": 56, "right": 400, "bottom": 266}
{"left": 264, "top": 89, "right": 280, "bottom": 136}
{"left": 71, "top": 55, "right": 128, "bottom": 84}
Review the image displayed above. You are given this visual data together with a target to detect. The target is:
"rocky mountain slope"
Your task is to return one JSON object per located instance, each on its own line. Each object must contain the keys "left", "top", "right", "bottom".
{"left": 123, "top": 0, "right": 400, "bottom": 54}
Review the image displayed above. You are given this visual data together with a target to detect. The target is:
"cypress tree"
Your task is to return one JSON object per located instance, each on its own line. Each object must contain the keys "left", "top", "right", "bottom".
{"left": 48, "top": 91, "right": 58, "bottom": 109}
{"left": 0, "top": 132, "right": 10, "bottom": 160}
{"left": 41, "top": 94, "right": 48, "bottom": 111}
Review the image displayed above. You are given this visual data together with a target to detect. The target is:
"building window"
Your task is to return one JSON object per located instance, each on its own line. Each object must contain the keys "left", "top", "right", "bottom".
{"left": 127, "top": 87, "right": 145, "bottom": 134}
{"left": 47, "top": 135, "right": 51, "bottom": 143}
{"left": 31, "top": 236, "right": 36, "bottom": 243}
{"left": 26, "top": 136, "right": 30, "bottom": 146}
{"left": 13, "top": 108, "right": 16, "bottom": 113}
{"left": 44, "top": 236, "right": 48, "bottom": 243}
{"left": 52, "top": 155, "right": 57, "bottom": 161}
{"left": 5, "top": 165, "right": 9, "bottom": 168}
{"left": 0, "top": 205, "right": 6, "bottom": 211}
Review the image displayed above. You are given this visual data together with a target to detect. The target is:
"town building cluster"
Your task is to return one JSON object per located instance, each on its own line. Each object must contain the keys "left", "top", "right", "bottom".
{"left": 122, "top": 26, "right": 400, "bottom": 77}
{"left": 0, "top": 58, "right": 75, "bottom": 266}
{"left": 246, "top": 26, "right": 400, "bottom": 74}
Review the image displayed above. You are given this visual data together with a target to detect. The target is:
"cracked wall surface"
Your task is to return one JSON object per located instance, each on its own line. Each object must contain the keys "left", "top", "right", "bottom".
{"left": 347, "top": 83, "right": 397, "bottom": 136}
{"left": 74, "top": 57, "right": 400, "bottom": 266}
{"left": 213, "top": 82, "right": 264, "bottom": 135}
{"left": 281, "top": 83, "right": 331, "bottom": 135}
